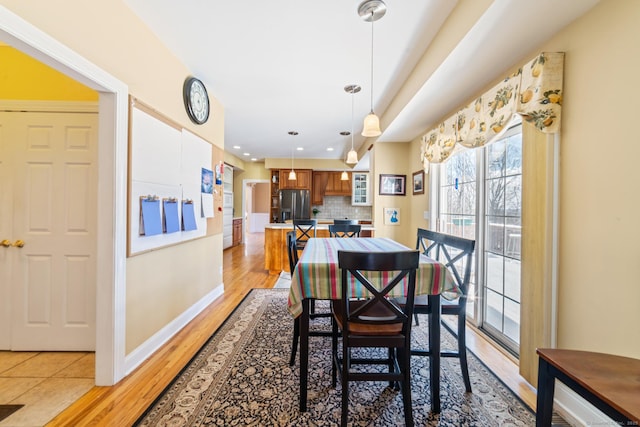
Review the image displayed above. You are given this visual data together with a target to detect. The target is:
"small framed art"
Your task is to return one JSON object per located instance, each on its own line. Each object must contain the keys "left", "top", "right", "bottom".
{"left": 379, "top": 174, "right": 406, "bottom": 196}
{"left": 412, "top": 170, "right": 424, "bottom": 195}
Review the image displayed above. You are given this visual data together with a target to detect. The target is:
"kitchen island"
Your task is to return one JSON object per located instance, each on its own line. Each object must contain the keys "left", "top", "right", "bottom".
{"left": 264, "top": 222, "right": 375, "bottom": 274}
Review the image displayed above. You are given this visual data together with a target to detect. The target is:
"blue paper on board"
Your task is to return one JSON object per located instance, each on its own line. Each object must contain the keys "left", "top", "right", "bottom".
{"left": 182, "top": 201, "right": 197, "bottom": 231}
{"left": 140, "top": 199, "right": 162, "bottom": 236}
{"left": 163, "top": 200, "right": 180, "bottom": 233}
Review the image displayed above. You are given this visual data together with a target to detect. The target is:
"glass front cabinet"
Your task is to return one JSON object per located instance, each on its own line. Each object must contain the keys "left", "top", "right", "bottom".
{"left": 352, "top": 172, "right": 371, "bottom": 206}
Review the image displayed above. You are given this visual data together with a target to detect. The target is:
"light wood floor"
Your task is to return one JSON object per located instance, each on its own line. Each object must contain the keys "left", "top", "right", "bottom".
{"left": 46, "top": 232, "right": 537, "bottom": 426}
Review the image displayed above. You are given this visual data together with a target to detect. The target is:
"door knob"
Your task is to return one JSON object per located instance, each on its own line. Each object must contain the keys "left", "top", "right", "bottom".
{"left": 1, "top": 239, "right": 10, "bottom": 247}
{"left": 12, "top": 240, "right": 24, "bottom": 248}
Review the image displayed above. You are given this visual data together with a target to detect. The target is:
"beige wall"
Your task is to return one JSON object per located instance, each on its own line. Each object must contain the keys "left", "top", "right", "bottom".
{"left": 371, "top": 143, "right": 414, "bottom": 247}
{"left": 403, "top": 0, "right": 640, "bottom": 362}
{"left": 0, "top": 1, "right": 226, "bottom": 353}
{"left": 539, "top": 0, "right": 640, "bottom": 357}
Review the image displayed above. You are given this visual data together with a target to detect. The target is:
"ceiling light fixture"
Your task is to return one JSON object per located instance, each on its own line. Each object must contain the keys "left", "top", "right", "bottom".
{"left": 341, "top": 170, "right": 349, "bottom": 181}
{"left": 288, "top": 131, "right": 298, "bottom": 180}
{"left": 358, "top": 0, "right": 386, "bottom": 137}
{"left": 344, "top": 84, "right": 361, "bottom": 164}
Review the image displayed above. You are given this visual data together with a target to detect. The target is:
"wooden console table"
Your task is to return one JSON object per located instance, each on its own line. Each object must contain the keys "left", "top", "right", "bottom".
{"left": 536, "top": 348, "right": 640, "bottom": 426}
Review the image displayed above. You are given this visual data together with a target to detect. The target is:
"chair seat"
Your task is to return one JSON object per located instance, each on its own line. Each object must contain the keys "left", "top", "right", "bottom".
{"left": 332, "top": 300, "right": 404, "bottom": 336}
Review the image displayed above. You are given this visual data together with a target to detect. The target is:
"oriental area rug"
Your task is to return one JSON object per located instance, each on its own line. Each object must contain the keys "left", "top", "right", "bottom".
{"left": 135, "top": 289, "right": 537, "bottom": 426}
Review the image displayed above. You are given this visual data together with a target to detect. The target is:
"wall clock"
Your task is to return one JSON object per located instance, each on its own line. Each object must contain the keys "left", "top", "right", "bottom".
{"left": 183, "top": 76, "right": 210, "bottom": 125}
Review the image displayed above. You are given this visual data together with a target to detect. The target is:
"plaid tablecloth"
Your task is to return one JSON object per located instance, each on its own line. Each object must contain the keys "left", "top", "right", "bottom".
{"left": 288, "top": 237, "right": 459, "bottom": 317}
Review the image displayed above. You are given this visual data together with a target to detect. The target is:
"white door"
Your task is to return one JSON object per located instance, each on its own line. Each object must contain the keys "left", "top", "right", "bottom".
{"left": 0, "top": 111, "right": 98, "bottom": 351}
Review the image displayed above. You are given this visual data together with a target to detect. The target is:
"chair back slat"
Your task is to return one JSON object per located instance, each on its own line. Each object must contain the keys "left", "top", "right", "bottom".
{"left": 338, "top": 250, "right": 420, "bottom": 333}
{"left": 333, "top": 219, "right": 358, "bottom": 225}
{"left": 293, "top": 219, "right": 317, "bottom": 243}
{"left": 416, "top": 228, "right": 475, "bottom": 300}
{"left": 329, "top": 224, "right": 361, "bottom": 238}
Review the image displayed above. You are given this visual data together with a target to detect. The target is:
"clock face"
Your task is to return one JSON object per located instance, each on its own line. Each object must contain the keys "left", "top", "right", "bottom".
{"left": 183, "top": 77, "right": 210, "bottom": 124}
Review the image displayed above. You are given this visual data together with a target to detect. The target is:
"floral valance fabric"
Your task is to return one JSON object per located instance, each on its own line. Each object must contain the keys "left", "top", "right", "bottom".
{"left": 421, "top": 52, "right": 564, "bottom": 167}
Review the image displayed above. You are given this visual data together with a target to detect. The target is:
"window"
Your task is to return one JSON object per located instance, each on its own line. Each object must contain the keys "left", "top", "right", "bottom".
{"left": 434, "top": 121, "right": 522, "bottom": 355}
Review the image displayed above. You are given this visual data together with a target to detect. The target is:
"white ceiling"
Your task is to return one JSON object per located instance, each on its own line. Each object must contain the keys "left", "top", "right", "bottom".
{"left": 124, "top": 0, "right": 598, "bottom": 165}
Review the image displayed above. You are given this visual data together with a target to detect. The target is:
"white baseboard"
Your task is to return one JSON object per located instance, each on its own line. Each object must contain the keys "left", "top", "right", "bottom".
{"left": 124, "top": 284, "right": 224, "bottom": 375}
{"left": 555, "top": 383, "right": 617, "bottom": 426}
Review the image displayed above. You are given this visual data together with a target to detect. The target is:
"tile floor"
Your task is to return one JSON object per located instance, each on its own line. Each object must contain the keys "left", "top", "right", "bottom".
{"left": 0, "top": 352, "right": 94, "bottom": 426}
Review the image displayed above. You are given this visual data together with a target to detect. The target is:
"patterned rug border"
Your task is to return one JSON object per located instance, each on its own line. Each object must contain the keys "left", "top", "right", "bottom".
{"left": 135, "top": 288, "right": 537, "bottom": 426}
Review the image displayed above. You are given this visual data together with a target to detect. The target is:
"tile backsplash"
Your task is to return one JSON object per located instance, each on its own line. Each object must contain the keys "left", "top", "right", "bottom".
{"left": 312, "top": 196, "right": 372, "bottom": 221}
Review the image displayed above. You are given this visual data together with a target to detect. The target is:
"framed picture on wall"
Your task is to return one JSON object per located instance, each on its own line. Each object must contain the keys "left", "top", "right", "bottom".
{"left": 383, "top": 207, "right": 400, "bottom": 225}
{"left": 379, "top": 174, "right": 406, "bottom": 196}
{"left": 412, "top": 170, "right": 424, "bottom": 195}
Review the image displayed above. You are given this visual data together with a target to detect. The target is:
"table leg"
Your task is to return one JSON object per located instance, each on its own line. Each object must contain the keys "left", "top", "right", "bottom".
{"left": 299, "top": 299, "right": 310, "bottom": 412}
{"left": 428, "top": 294, "right": 441, "bottom": 413}
{"left": 535, "top": 357, "right": 555, "bottom": 427}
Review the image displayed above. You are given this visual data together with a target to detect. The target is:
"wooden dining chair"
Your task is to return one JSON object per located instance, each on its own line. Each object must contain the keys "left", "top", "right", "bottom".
{"left": 287, "top": 230, "right": 332, "bottom": 366}
{"left": 331, "top": 250, "right": 420, "bottom": 427}
{"left": 293, "top": 219, "right": 317, "bottom": 250}
{"left": 410, "top": 228, "right": 476, "bottom": 392}
{"left": 333, "top": 219, "right": 358, "bottom": 225}
{"left": 328, "top": 224, "right": 361, "bottom": 238}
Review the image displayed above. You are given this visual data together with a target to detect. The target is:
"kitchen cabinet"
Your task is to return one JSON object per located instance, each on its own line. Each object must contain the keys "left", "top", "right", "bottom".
{"left": 352, "top": 172, "right": 371, "bottom": 206}
{"left": 311, "top": 171, "right": 329, "bottom": 205}
{"left": 270, "top": 170, "right": 280, "bottom": 223}
{"left": 232, "top": 218, "right": 242, "bottom": 246}
{"left": 325, "top": 172, "right": 351, "bottom": 196}
{"left": 279, "top": 169, "right": 311, "bottom": 190}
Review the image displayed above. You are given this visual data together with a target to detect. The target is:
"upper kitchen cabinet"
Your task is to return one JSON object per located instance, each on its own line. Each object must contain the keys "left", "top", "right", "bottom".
{"left": 352, "top": 172, "right": 371, "bottom": 206}
{"left": 312, "top": 171, "right": 329, "bottom": 205}
{"left": 279, "top": 169, "right": 311, "bottom": 190}
{"left": 324, "top": 172, "right": 351, "bottom": 196}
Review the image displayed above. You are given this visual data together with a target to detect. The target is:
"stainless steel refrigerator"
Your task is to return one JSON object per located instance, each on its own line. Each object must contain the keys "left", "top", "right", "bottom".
{"left": 278, "top": 189, "right": 310, "bottom": 222}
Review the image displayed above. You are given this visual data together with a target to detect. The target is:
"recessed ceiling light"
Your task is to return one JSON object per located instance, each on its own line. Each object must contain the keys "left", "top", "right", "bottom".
{"left": 251, "top": 158, "right": 257, "bottom": 161}
{"left": 243, "top": 152, "right": 250, "bottom": 156}
{"left": 327, "top": 147, "right": 334, "bottom": 151}
{"left": 233, "top": 145, "right": 241, "bottom": 149}
{"left": 297, "top": 147, "right": 304, "bottom": 151}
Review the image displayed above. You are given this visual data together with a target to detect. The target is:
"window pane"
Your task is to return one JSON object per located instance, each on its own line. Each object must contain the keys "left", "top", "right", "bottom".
{"left": 487, "top": 139, "right": 506, "bottom": 178}
{"left": 504, "top": 298, "right": 520, "bottom": 343}
{"left": 461, "top": 182, "right": 476, "bottom": 216}
{"left": 506, "top": 134, "right": 522, "bottom": 174}
{"left": 504, "top": 258, "right": 521, "bottom": 302}
{"left": 486, "top": 177, "right": 505, "bottom": 216}
{"left": 505, "top": 175, "right": 521, "bottom": 217}
{"left": 505, "top": 217, "right": 521, "bottom": 260}
{"left": 486, "top": 216, "right": 504, "bottom": 255}
{"left": 485, "top": 289, "right": 503, "bottom": 331}
{"left": 485, "top": 252, "right": 504, "bottom": 293}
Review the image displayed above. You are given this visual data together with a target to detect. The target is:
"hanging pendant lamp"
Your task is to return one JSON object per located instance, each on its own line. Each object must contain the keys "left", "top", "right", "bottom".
{"left": 288, "top": 131, "right": 297, "bottom": 180}
{"left": 359, "top": 0, "right": 386, "bottom": 137}
{"left": 344, "top": 84, "right": 361, "bottom": 164}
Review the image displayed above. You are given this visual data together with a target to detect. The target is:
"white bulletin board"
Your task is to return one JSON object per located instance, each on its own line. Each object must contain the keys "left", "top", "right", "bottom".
{"left": 128, "top": 102, "right": 212, "bottom": 256}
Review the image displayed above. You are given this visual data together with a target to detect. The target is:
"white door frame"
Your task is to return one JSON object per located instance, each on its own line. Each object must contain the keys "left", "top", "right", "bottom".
{"left": 242, "top": 179, "right": 270, "bottom": 235}
{"left": 1, "top": 7, "right": 128, "bottom": 385}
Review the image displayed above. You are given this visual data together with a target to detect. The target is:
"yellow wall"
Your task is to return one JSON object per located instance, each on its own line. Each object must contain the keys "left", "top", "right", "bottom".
{"left": 0, "top": 45, "right": 98, "bottom": 100}
{"left": 0, "top": 0, "right": 225, "bottom": 354}
{"left": 371, "top": 142, "right": 414, "bottom": 247}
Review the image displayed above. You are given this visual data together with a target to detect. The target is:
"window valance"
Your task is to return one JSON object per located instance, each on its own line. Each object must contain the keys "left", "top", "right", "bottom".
{"left": 421, "top": 52, "right": 564, "bottom": 167}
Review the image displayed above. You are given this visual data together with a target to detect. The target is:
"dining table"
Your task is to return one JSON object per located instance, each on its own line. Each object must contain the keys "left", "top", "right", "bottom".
{"left": 288, "top": 237, "right": 460, "bottom": 414}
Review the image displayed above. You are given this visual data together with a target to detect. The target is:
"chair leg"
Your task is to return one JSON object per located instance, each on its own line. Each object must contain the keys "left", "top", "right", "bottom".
{"left": 457, "top": 315, "right": 472, "bottom": 392}
{"left": 341, "top": 340, "right": 349, "bottom": 427}
{"left": 399, "top": 347, "right": 414, "bottom": 427}
{"left": 289, "top": 317, "right": 299, "bottom": 366}
{"left": 388, "top": 348, "right": 395, "bottom": 389}
{"left": 331, "top": 317, "right": 338, "bottom": 388}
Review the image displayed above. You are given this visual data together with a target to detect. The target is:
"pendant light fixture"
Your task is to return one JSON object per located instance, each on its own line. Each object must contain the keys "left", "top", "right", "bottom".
{"left": 288, "top": 131, "right": 297, "bottom": 180}
{"left": 344, "top": 84, "right": 361, "bottom": 164}
{"left": 358, "top": 0, "right": 386, "bottom": 137}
